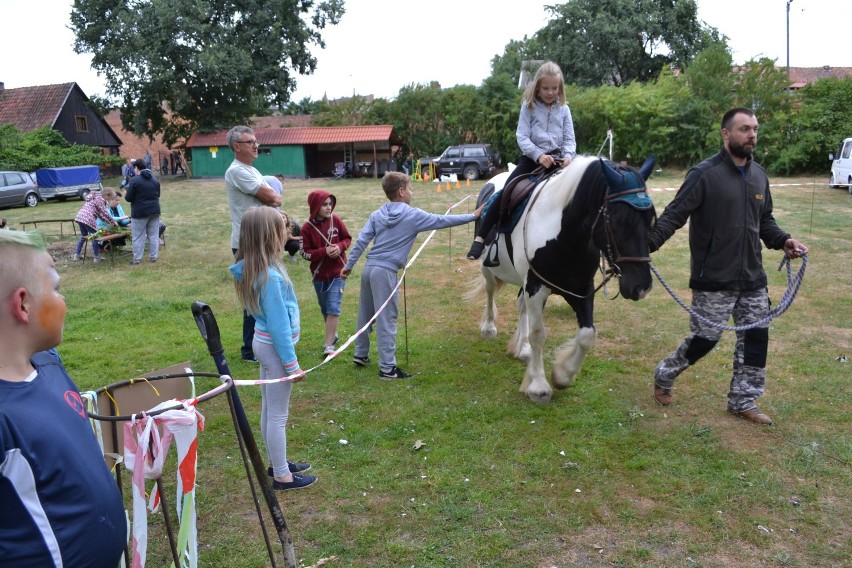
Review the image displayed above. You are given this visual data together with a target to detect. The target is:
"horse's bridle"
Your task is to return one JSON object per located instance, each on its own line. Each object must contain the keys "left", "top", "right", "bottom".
{"left": 594, "top": 187, "right": 655, "bottom": 265}
{"left": 521, "top": 181, "right": 653, "bottom": 300}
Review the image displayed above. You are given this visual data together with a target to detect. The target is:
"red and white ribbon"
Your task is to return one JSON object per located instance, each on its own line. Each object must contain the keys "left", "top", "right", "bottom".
{"left": 232, "top": 194, "right": 473, "bottom": 387}
{"left": 124, "top": 400, "right": 205, "bottom": 568}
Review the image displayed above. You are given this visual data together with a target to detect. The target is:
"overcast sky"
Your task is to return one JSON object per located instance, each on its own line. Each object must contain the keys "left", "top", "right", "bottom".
{"left": 0, "top": 0, "right": 843, "bottom": 101}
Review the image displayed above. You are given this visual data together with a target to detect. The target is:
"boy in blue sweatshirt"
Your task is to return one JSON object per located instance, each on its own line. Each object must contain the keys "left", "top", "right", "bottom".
{"left": 341, "top": 172, "right": 483, "bottom": 379}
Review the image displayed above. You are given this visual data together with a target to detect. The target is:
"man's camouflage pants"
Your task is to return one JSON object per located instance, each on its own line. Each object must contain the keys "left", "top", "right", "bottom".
{"left": 654, "top": 289, "right": 770, "bottom": 413}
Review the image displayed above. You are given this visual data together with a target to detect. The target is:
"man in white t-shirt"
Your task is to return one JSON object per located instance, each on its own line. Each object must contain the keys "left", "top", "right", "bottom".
{"left": 225, "top": 125, "right": 282, "bottom": 361}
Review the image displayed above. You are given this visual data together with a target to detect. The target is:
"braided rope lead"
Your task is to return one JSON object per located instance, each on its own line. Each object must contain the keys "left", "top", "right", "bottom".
{"left": 650, "top": 254, "right": 808, "bottom": 332}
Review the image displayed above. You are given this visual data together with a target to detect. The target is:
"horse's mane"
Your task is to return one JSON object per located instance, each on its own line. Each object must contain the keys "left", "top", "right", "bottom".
{"left": 538, "top": 155, "right": 608, "bottom": 224}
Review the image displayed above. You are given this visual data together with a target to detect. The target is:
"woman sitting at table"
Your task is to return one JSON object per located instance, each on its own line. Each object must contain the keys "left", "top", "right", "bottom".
{"left": 97, "top": 189, "right": 130, "bottom": 250}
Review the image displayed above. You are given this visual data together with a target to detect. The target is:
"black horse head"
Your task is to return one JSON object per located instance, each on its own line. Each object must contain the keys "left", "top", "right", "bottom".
{"left": 596, "top": 157, "right": 656, "bottom": 300}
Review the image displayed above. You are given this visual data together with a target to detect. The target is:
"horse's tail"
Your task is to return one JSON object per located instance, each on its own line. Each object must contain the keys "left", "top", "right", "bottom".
{"left": 464, "top": 272, "right": 506, "bottom": 303}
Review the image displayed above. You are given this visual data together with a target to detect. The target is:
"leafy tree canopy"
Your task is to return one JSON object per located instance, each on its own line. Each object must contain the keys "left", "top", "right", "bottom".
{"left": 70, "top": 0, "right": 344, "bottom": 145}
{"left": 0, "top": 125, "right": 122, "bottom": 172}
{"left": 526, "top": 0, "right": 721, "bottom": 86}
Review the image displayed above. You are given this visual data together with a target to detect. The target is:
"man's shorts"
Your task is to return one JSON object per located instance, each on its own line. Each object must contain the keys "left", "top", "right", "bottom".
{"left": 313, "top": 277, "right": 346, "bottom": 316}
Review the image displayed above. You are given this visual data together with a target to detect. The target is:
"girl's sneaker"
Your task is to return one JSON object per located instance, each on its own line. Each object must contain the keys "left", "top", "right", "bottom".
{"left": 267, "top": 460, "right": 311, "bottom": 477}
{"left": 272, "top": 473, "right": 317, "bottom": 491}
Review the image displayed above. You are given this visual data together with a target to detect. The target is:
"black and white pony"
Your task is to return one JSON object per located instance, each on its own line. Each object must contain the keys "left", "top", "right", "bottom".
{"left": 467, "top": 155, "right": 657, "bottom": 403}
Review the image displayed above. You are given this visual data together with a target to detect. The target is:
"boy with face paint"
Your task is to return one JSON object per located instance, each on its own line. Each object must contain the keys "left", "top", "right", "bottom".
{"left": 0, "top": 231, "right": 126, "bottom": 567}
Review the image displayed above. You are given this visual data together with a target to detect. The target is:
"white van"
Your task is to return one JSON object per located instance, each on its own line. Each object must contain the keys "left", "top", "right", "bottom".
{"left": 829, "top": 138, "right": 852, "bottom": 193}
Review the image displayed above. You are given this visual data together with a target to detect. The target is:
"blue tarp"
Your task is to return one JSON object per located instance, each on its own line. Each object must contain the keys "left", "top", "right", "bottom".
{"left": 35, "top": 165, "right": 101, "bottom": 188}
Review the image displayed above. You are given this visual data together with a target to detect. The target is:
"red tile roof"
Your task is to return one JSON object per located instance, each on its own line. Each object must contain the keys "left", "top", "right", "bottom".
{"left": 788, "top": 66, "right": 852, "bottom": 84}
{"left": 0, "top": 82, "right": 76, "bottom": 131}
{"left": 187, "top": 125, "right": 396, "bottom": 147}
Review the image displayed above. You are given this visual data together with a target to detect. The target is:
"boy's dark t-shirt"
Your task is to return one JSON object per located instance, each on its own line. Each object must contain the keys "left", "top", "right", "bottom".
{"left": 0, "top": 350, "right": 126, "bottom": 567}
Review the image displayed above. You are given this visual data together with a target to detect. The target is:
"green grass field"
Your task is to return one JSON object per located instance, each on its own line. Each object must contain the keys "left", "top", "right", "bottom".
{"left": 3, "top": 169, "right": 849, "bottom": 567}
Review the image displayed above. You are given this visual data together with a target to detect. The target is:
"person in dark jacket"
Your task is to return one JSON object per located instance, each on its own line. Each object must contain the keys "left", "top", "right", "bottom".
{"left": 125, "top": 158, "right": 161, "bottom": 265}
{"left": 647, "top": 107, "right": 808, "bottom": 425}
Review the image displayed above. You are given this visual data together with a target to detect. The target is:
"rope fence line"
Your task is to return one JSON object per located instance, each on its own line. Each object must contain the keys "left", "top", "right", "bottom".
{"left": 231, "top": 194, "right": 473, "bottom": 387}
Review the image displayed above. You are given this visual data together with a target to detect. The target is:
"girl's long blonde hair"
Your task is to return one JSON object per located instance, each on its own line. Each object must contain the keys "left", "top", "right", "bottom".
{"left": 523, "top": 61, "right": 566, "bottom": 109}
{"left": 233, "top": 207, "right": 291, "bottom": 316}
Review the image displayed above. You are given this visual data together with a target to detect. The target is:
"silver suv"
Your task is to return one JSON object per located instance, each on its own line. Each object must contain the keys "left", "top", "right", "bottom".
{"left": 0, "top": 171, "right": 42, "bottom": 209}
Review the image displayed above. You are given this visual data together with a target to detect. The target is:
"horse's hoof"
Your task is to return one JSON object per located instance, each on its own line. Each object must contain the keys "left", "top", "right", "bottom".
{"left": 480, "top": 325, "right": 497, "bottom": 339}
{"left": 551, "top": 369, "right": 577, "bottom": 389}
{"left": 526, "top": 390, "right": 552, "bottom": 403}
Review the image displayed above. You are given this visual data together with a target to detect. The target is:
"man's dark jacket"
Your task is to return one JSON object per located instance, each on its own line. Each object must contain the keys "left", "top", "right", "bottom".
{"left": 125, "top": 168, "right": 161, "bottom": 218}
{"left": 648, "top": 149, "right": 789, "bottom": 292}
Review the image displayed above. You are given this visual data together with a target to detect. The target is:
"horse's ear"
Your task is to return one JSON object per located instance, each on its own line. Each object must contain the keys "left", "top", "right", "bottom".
{"left": 638, "top": 156, "right": 656, "bottom": 181}
{"left": 600, "top": 158, "right": 624, "bottom": 186}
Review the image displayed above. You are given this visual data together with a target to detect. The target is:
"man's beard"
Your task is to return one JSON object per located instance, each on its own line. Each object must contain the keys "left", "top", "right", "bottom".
{"left": 729, "top": 139, "right": 754, "bottom": 159}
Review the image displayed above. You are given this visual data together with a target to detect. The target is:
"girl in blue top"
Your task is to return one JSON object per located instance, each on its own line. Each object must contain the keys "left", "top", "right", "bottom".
{"left": 229, "top": 207, "right": 316, "bottom": 490}
{"left": 467, "top": 61, "right": 577, "bottom": 260}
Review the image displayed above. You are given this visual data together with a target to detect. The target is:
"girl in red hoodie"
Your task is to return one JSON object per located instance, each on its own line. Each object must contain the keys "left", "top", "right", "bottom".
{"left": 300, "top": 190, "right": 352, "bottom": 355}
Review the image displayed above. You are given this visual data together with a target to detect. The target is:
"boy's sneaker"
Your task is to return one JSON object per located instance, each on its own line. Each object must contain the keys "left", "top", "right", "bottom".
{"left": 332, "top": 334, "right": 339, "bottom": 345}
{"left": 272, "top": 473, "right": 317, "bottom": 491}
{"left": 353, "top": 355, "right": 370, "bottom": 367}
{"left": 267, "top": 461, "right": 311, "bottom": 477}
{"left": 72, "top": 253, "right": 81, "bottom": 261}
{"left": 323, "top": 344, "right": 335, "bottom": 356}
{"left": 93, "top": 257, "right": 104, "bottom": 263}
{"left": 378, "top": 366, "right": 413, "bottom": 380}
{"left": 466, "top": 241, "right": 485, "bottom": 260}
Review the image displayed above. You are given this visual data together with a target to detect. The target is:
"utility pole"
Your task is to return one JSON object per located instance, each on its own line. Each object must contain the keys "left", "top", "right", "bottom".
{"left": 786, "top": 0, "right": 794, "bottom": 85}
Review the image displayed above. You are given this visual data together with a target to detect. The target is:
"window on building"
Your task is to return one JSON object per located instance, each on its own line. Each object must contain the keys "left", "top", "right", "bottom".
{"left": 75, "top": 116, "right": 89, "bottom": 132}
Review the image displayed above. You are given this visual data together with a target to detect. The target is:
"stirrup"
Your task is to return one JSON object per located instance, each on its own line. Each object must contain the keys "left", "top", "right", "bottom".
{"left": 483, "top": 241, "right": 500, "bottom": 267}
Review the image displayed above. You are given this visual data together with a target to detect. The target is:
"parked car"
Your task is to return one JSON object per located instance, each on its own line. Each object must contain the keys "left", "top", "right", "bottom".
{"left": 828, "top": 137, "right": 852, "bottom": 193}
{"left": 421, "top": 144, "right": 502, "bottom": 181}
{"left": 0, "top": 171, "right": 42, "bottom": 209}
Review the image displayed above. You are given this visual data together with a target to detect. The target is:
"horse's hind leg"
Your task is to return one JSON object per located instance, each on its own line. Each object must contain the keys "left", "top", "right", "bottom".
{"left": 552, "top": 326, "right": 596, "bottom": 388}
{"left": 480, "top": 269, "right": 498, "bottom": 339}
{"left": 507, "top": 289, "right": 531, "bottom": 362}
{"left": 520, "top": 289, "right": 552, "bottom": 403}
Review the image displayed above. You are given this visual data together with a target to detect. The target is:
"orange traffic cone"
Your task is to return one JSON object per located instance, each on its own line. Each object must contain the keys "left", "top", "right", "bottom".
{"left": 437, "top": 184, "right": 442, "bottom": 193}
{"left": 466, "top": 178, "right": 471, "bottom": 187}
{"left": 455, "top": 180, "right": 461, "bottom": 189}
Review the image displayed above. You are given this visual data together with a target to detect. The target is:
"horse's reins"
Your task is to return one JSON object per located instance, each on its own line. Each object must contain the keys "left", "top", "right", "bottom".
{"left": 650, "top": 254, "right": 808, "bottom": 331}
{"left": 521, "top": 180, "right": 651, "bottom": 299}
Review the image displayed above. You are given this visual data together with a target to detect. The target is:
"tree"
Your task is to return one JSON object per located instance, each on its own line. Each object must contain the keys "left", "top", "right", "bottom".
{"left": 312, "top": 96, "right": 374, "bottom": 126}
{"left": 86, "top": 93, "right": 116, "bottom": 118}
{"left": 0, "top": 126, "right": 121, "bottom": 172}
{"left": 70, "top": 0, "right": 344, "bottom": 145}
{"left": 680, "top": 43, "right": 736, "bottom": 164}
{"left": 771, "top": 78, "right": 852, "bottom": 174}
{"left": 528, "top": 0, "right": 720, "bottom": 87}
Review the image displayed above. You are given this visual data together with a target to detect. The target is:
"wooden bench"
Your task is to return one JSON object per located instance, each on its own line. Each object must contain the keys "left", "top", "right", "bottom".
{"left": 82, "top": 232, "right": 130, "bottom": 265}
{"left": 19, "top": 218, "right": 78, "bottom": 237}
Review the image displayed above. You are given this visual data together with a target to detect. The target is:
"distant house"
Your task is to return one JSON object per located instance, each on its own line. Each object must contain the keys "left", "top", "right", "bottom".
{"left": 186, "top": 125, "right": 401, "bottom": 179}
{"left": 787, "top": 66, "right": 852, "bottom": 89}
{"left": 103, "top": 109, "right": 177, "bottom": 175}
{"left": 0, "top": 82, "right": 122, "bottom": 153}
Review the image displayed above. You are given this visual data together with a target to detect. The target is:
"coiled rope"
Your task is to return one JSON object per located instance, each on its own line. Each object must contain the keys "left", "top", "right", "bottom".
{"left": 649, "top": 254, "right": 808, "bottom": 331}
